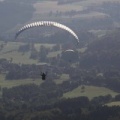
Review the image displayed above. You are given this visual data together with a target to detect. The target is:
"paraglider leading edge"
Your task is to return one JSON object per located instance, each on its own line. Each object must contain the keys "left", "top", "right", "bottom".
{"left": 15, "top": 21, "right": 79, "bottom": 44}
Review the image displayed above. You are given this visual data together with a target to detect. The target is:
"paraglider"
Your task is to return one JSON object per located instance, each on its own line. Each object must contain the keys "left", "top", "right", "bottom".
{"left": 15, "top": 21, "right": 79, "bottom": 81}
{"left": 15, "top": 21, "right": 79, "bottom": 44}
{"left": 41, "top": 72, "right": 47, "bottom": 80}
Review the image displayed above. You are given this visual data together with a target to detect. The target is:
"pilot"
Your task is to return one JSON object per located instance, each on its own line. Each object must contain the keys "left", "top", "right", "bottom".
{"left": 41, "top": 72, "right": 47, "bottom": 80}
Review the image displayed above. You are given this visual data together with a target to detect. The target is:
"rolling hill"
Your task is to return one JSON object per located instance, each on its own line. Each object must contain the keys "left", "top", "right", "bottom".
{"left": 80, "top": 29, "right": 120, "bottom": 69}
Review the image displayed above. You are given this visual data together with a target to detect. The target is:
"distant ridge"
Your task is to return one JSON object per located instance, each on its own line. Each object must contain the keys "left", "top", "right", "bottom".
{"left": 80, "top": 29, "right": 120, "bottom": 69}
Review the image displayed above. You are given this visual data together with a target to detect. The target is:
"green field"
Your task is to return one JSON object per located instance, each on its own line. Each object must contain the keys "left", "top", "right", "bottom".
{"left": 47, "top": 51, "right": 61, "bottom": 58}
{"left": 0, "top": 74, "right": 45, "bottom": 97}
{"left": 54, "top": 74, "right": 69, "bottom": 84}
{"left": 0, "top": 42, "right": 56, "bottom": 64}
{"left": 0, "top": 73, "right": 69, "bottom": 89}
{"left": 0, "top": 74, "right": 43, "bottom": 89}
{"left": 32, "top": 0, "right": 120, "bottom": 21}
{"left": 0, "top": 42, "right": 35, "bottom": 64}
{"left": 105, "top": 101, "right": 120, "bottom": 106}
{"left": 34, "top": 43, "right": 55, "bottom": 51}
{"left": 0, "top": 73, "right": 69, "bottom": 97}
{"left": 63, "top": 85, "right": 119, "bottom": 100}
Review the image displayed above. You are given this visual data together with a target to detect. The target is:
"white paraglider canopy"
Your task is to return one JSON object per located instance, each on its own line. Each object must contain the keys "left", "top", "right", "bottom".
{"left": 15, "top": 21, "right": 79, "bottom": 44}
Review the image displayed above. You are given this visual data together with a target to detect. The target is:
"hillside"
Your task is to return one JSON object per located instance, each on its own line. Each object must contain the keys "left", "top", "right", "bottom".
{"left": 0, "top": 0, "right": 120, "bottom": 40}
{"left": 0, "top": 0, "right": 35, "bottom": 35}
{"left": 80, "top": 29, "right": 120, "bottom": 69}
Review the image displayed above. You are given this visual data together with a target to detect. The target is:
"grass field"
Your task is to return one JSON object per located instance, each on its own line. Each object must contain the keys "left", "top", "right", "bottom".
{"left": 33, "top": 1, "right": 84, "bottom": 14}
{"left": 0, "top": 42, "right": 56, "bottom": 64}
{"left": 47, "top": 51, "right": 61, "bottom": 58}
{"left": 105, "top": 101, "right": 120, "bottom": 106}
{"left": 0, "top": 73, "right": 69, "bottom": 89}
{"left": 34, "top": 43, "right": 55, "bottom": 51}
{"left": 0, "top": 74, "right": 44, "bottom": 97}
{"left": 63, "top": 85, "right": 119, "bottom": 100}
{"left": 32, "top": 0, "right": 120, "bottom": 21}
{"left": 33, "top": 0, "right": 120, "bottom": 14}
{"left": 0, "top": 42, "right": 35, "bottom": 64}
{"left": 0, "top": 74, "right": 44, "bottom": 89}
{"left": 0, "top": 51, "right": 38, "bottom": 64}
{"left": 0, "top": 73, "right": 69, "bottom": 98}
{"left": 54, "top": 74, "right": 69, "bottom": 84}
{"left": 78, "top": 47, "right": 87, "bottom": 53}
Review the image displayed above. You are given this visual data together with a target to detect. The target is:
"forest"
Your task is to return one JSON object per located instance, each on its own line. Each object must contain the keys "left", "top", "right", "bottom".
{"left": 0, "top": 83, "right": 120, "bottom": 120}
